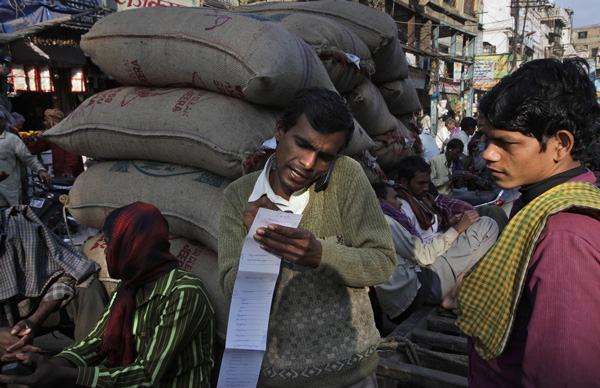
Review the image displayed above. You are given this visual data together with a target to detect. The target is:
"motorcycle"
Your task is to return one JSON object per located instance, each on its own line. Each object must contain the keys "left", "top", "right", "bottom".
{"left": 28, "top": 176, "right": 79, "bottom": 241}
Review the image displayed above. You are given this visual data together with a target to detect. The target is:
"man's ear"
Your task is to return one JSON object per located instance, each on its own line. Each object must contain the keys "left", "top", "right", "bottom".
{"left": 552, "top": 130, "right": 575, "bottom": 163}
{"left": 400, "top": 177, "right": 409, "bottom": 187}
{"left": 275, "top": 122, "right": 284, "bottom": 142}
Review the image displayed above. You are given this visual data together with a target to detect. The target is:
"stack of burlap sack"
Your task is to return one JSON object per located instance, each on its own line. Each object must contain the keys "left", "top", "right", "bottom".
{"left": 41, "top": 1, "right": 421, "bottom": 343}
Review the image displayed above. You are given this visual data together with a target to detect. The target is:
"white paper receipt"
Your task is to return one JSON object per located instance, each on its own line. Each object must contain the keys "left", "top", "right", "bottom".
{"left": 217, "top": 208, "right": 302, "bottom": 388}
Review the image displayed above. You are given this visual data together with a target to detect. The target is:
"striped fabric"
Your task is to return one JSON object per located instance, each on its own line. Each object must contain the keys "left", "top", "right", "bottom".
{"left": 57, "top": 268, "right": 215, "bottom": 388}
{"left": 457, "top": 181, "right": 600, "bottom": 360}
{"left": 0, "top": 205, "right": 97, "bottom": 326}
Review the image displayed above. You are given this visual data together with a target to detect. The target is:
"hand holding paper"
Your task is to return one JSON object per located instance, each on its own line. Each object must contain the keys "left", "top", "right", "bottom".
{"left": 255, "top": 224, "right": 323, "bottom": 268}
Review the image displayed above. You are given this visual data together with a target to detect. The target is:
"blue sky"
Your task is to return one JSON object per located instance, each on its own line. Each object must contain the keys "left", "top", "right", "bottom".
{"left": 552, "top": 0, "right": 600, "bottom": 28}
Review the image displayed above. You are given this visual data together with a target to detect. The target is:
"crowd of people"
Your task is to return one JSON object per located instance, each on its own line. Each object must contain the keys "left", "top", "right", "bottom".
{"left": 0, "top": 57, "right": 599, "bottom": 387}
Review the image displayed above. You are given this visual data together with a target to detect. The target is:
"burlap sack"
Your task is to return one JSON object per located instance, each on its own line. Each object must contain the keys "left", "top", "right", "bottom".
{"left": 80, "top": 7, "right": 335, "bottom": 106}
{"left": 237, "top": 0, "right": 408, "bottom": 82}
{"left": 377, "top": 78, "right": 422, "bottom": 116}
{"left": 352, "top": 150, "right": 387, "bottom": 184}
{"left": 66, "top": 160, "right": 230, "bottom": 252}
{"left": 345, "top": 78, "right": 399, "bottom": 137}
{"left": 370, "top": 126, "right": 413, "bottom": 172}
{"left": 267, "top": 13, "right": 373, "bottom": 67}
{"left": 43, "top": 87, "right": 279, "bottom": 179}
{"left": 83, "top": 232, "right": 230, "bottom": 342}
{"left": 266, "top": 12, "right": 374, "bottom": 92}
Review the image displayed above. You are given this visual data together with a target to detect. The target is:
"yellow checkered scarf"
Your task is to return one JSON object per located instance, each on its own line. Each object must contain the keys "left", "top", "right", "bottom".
{"left": 456, "top": 181, "right": 600, "bottom": 360}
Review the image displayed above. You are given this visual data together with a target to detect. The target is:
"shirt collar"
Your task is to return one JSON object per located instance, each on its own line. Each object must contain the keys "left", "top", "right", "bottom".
{"left": 248, "top": 154, "right": 310, "bottom": 214}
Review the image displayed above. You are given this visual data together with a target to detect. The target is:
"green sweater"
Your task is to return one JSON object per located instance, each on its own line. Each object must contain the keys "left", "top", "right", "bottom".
{"left": 218, "top": 156, "right": 395, "bottom": 387}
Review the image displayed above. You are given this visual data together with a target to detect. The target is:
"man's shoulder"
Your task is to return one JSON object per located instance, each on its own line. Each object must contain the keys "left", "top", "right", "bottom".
{"left": 545, "top": 210, "right": 600, "bottom": 240}
{"left": 224, "top": 170, "right": 260, "bottom": 195}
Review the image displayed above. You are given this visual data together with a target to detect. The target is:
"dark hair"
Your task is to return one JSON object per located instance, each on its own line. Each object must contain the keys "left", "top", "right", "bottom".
{"left": 372, "top": 182, "right": 392, "bottom": 200}
{"left": 479, "top": 58, "right": 600, "bottom": 160}
{"left": 277, "top": 87, "right": 355, "bottom": 150}
{"left": 397, "top": 155, "right": 430, "bottom": 182}
{"left": 447, "top": 138, "right": 464, "bottom": 152}
{"left": 460, "top": 117, "right": 477, "bottom": 133}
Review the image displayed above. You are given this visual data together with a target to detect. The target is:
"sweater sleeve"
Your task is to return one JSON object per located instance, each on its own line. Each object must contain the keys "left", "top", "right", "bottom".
{"left": 314, "top": 159, "right": 396, "bottom": 287}
{"left": 218, "top": 180, "right": 250, "bottom": 300}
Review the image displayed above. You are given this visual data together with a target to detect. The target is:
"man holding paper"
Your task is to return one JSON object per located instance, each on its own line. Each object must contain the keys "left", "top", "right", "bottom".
{"left": 218, "top": 88, "right": 396, "bottom": 388}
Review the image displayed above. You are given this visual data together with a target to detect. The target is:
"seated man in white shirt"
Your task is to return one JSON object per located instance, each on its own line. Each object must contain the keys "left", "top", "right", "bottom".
{"left": 374, "top": 157, "right": 499, "bottom": 319}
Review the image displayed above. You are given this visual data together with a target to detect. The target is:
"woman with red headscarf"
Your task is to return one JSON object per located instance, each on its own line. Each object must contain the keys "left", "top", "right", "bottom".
{"left": 0, "top": 202, "right": 215, "bottom": 388}
{"left": 26, "top": 109, "right": 84, "bottom": 178}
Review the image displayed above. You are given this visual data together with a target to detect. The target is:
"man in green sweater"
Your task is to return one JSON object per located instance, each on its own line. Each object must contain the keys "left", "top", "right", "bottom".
{"left": 218, "top": 88, "right": 396, "bottom": 387}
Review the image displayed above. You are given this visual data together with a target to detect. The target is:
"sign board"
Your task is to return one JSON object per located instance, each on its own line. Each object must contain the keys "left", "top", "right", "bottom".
{"left": 453, "top": 63, "right": 463, "bottom": 83}
{"left": 104, "top": 0, "right": 201, "bottom": 11}
{"left": 474, "top": 54, "right": 512, "bottom": 89}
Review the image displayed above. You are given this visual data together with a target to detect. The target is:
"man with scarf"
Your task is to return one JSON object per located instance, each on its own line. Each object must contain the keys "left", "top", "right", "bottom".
{"left": 455, "top": 59, "right": 600, "bottom": 387}
{"left": 393, "top": 156, "right": 498, "bottom": 308}
{"left": 0, "top": 202, "right": 215, "bottom": 387}
{"left": 27, "top": 109, "right": 84, "bottom": 178}
{"left": 371, "top": 182, "right": 497, "bottom": 322}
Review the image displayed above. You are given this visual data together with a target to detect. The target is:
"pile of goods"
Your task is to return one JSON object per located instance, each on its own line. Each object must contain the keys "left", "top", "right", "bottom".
{"left": 42, "top": 0, "right": 422, "bottom": 343}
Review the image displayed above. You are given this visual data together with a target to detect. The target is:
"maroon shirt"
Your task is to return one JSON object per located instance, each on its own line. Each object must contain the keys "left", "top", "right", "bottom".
{"left": 27, "top": 137, "right": 84, "bottom": 177}
{"left": 468, "top": 170, "right": 600, "bottom": 387}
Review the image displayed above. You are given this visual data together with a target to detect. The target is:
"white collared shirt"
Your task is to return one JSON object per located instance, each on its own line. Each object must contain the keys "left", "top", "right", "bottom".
{"left": 248, "top": 155, "right": 310, "bottom": 214}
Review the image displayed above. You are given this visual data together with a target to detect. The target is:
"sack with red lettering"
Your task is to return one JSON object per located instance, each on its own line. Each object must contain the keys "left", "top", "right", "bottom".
{"left": 236, "top": 0, "right": 409, "bottom": 82}
{"left": 43, "top": 87, "right": 278, "bottom": 179}
{"left": 80, "top": 7, "right": 335, "bottom": 106}
{"left": 66, "top": 160, "right": 230, "bottom": 252}
{"left": 83, "top": 233, "right": 230, "bottom": 342}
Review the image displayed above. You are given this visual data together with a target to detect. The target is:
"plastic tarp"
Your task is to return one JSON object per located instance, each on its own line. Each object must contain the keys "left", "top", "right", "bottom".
{"left": 1, "top": 0, "right": 101, "bottom": 33}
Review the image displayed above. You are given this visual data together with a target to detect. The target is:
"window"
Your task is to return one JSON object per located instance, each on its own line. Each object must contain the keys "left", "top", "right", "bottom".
{"left": 578, "top": 31, "right": 588, "bottom": 39}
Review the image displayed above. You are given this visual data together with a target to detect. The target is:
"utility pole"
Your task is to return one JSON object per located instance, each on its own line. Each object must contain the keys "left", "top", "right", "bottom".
{"left": 511, "top": 0, "right": 520, "bottom": 73}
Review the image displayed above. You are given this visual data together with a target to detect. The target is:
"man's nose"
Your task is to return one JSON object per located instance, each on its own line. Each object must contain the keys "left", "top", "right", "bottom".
{"left": 299, "top": 151, "right": 317, "bottom": 170}
{"left": 482, "top": 144, "right": 500, "bottom": 162}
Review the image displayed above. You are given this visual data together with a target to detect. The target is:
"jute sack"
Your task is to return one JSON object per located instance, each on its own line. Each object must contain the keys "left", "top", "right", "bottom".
{"left": 377, "top": 78, "right": 422, "bottom": 116}
{"left": 352, "top": 150, "right": 387, "bottom": 184}
{"left": 345, "top": 78, "right": 399, "bottom": 137}
{"left": 370, "top": 125, "right": 413, "bottom": 172}
{"left": 237, "top": 0, "right": 408, "bottom": 82}
{"left": 43, "top": 87, "right": 279, "bottom": 180}
{"left": 79, "top": 7, "right": 335, "bottom": 107}
{"left": 66, "top": 160, "right": 231, "bottom": 252}
{"left": 265, "top": 12, "right": 374, "bottom": 92}
{"left": 83, "top": 232, "right": 230, "bottom": 342}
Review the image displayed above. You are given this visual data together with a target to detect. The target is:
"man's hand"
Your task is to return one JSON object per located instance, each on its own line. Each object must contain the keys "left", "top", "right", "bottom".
{"left": 0, "top": 328, "right": 40, "bottom": 362}
{"left": 243, "top": 196, "right": 279, "bottom": 232}
{"left": 38, "top": 171, "right": 52, "bottom": 184}
{"left": 449, "top": 170, "right": 464, "bottom": 181}
{"left": 6, "top": 320, "right": 36, "bottom": 354}
{"left": 0, "top": 352, "right": 78, "bottom": 388}
{"left": 461, "top": 171, "right": 475, "bottom": 181}
{"left": 449, "top": 210, "right": 480, "bottom": 234}
{"left": 255, "top": 224, "right": 323, "bottom": 268}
